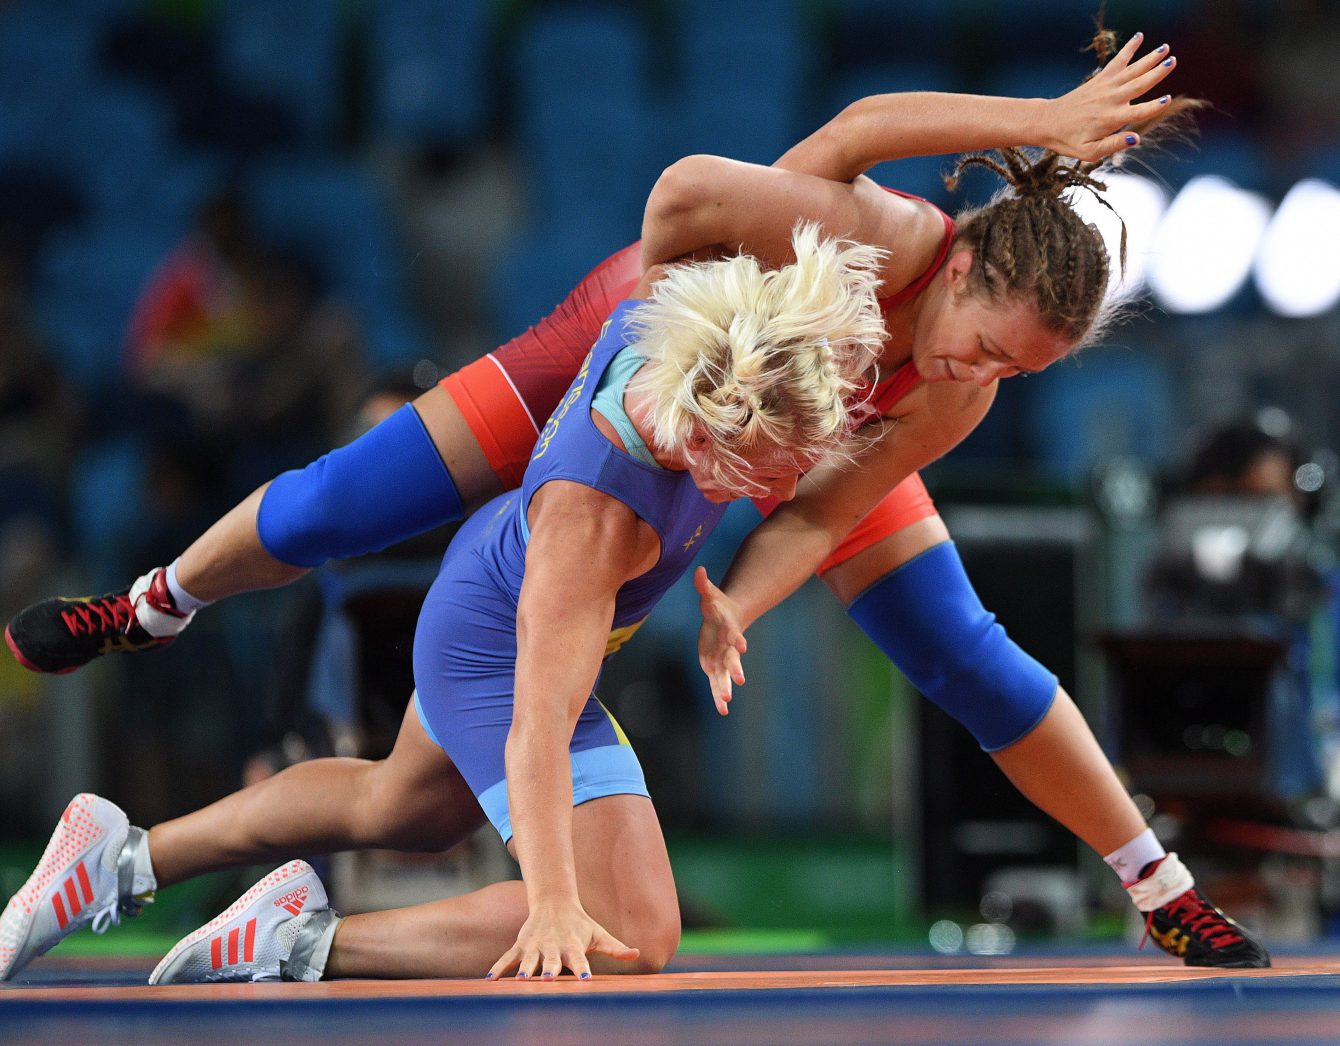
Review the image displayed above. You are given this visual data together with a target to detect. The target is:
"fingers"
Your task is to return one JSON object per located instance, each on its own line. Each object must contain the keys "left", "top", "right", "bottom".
{"left": 593, "top": 931, "right": 640, "bottom": 964}
{"left": 1125, "top": 56, "right": 1176, "bottom": 99}
{"left": 1106, "top": 30, "right": 1144, "bottom": 72}
{"left": 486, "top": 945, "right": 521, "bottom": 981}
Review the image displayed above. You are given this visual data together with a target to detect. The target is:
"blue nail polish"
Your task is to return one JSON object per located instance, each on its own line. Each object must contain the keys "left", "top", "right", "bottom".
{"left": 1125, "top": 134, "right": 1137, "bottom": 145}
{"left": 517, "top": 971, "right": 528, "bottom": 979}
{"left": 1157, "top": 44, "right": 1167, "bottom": 53}
{"left": 1163, "top": 57, "right": 1174, "bottom": 66}
{"left": 1159, "top": 94, "right": 1170, "bottom": 104}
{"left": 580, "top": 972, "right": 592, "bottom": 980}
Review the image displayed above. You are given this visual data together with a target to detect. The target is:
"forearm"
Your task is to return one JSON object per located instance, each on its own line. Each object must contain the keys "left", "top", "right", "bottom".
{"left": 719, "top": 516, "right": 838, "bottom": 629}
{"left": 505, "top": 720, "right": 580, "bottom": 908}
{"left": 777, "top": 92, "right": 1052, "bottom": 182}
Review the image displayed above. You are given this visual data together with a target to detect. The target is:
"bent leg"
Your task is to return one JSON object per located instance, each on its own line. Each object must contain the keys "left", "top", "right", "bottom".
{"left": 148, "top": 700, "right": 485, "bottom": 886}
{"left": 821, "top": 511, "right": 1146, "bottom": 857}
{"left": 325, "top": 792, "right": 679, "bottom": 979}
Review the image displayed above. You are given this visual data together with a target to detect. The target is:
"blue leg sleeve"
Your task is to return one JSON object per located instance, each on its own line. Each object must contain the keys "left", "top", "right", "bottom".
{"left": 257, "top": 403, "right": 465, "bottom": 568}
{"left": 846, "top": 540, "right": 1057, "bottom": 752}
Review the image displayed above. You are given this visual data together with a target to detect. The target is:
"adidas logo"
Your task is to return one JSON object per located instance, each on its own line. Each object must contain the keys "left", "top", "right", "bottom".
{"left": 273, "top": 885, "right": 309, "bottom": 916}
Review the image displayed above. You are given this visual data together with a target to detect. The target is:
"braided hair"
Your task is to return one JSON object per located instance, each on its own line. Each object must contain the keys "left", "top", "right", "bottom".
{"left": 946, "top": 26, "right": 1204, "bottom": 346}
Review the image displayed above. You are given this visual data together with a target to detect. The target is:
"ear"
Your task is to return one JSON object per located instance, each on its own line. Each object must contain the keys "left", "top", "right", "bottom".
{"left": 687, "top": 429, "right": 711, "bottom": 452}
{"left": 942, "top": 248, "right": 975, "bottom": 289}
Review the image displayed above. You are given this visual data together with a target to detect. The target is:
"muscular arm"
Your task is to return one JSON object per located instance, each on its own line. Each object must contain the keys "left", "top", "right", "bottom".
{"left": 717, "top": 380, "right": 994, "bottom": 631}
{"left": 507, "top": 481, "right": 658, "bottom": 921}
{"left": 642, "top": 34, "right": 1177, "bottom": 271}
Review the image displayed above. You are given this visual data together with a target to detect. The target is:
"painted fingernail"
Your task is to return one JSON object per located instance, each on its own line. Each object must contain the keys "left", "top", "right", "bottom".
{"left": 517, "top": 971, "right": 529, "bottom": 979}
{"left": 542, "top": 972, "right": 556, "bottom": 980}
{"left": 1157, "top": 43, "right": 1168, "bottom": 53}
{"left": 1163, "top": 57, "right": 1174, "bottom": 66}
{"left": 1125, "top": 134, "right": 1138, "bottom": 145}
{"left": 1159, "top": 94, "right": 1170, "bottom": 105}
{"left": 580, "top": 972, "right": 592, "bottom": 980}
{"left": 484, "top": 972, "right": 496, "bottom": 980}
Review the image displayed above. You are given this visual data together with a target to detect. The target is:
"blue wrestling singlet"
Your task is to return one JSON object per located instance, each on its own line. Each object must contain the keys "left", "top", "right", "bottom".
{"left": 413, "top": 301, "right": 726, "bottom": 842}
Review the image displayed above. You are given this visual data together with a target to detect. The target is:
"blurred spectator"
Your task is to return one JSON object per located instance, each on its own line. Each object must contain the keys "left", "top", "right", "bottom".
{"left": 1147, "top": 410, "right": 1320, "bottom": 623}
{"left": 0, "top": 238, "right": 85, "bottom": 517}
{"left": 124, "top": 186, "right": 367, "bottom": 492}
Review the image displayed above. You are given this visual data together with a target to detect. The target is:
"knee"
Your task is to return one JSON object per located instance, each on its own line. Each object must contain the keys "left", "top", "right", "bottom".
{"left": 620, "top": 909, "right": 681, "bottom": 974}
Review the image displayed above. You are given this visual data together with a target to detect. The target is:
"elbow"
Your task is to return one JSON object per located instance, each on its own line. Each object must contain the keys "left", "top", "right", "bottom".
{"left": 643, "top": 155, "right": 726, "bottom": 243}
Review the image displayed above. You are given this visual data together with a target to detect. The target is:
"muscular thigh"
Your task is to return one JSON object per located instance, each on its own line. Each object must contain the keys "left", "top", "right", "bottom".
{"left": 820, "top": 514, "right": 951, "bottom": 606}
{"left": 376, "top": 700, "right": 488, "bottom": 848}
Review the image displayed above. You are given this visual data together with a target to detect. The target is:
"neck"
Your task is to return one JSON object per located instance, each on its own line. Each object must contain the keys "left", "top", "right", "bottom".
{"left": 624, "top": 382, "right": 686, "bottom": 472}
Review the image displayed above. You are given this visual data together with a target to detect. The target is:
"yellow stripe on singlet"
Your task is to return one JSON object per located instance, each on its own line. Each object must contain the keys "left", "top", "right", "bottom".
{"left": 604, "top": 619, "right": 645, "bottom": 657}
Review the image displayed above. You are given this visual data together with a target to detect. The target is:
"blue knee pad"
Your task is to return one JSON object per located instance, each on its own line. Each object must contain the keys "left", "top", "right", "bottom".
{"left": 846, "top": 540, "right": 1057, "bottom": 751}
{"left": 257, "top": 403, "right": 465, "bottom": 568}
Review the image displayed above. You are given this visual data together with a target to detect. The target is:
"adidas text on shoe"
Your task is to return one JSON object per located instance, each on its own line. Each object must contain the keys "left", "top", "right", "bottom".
{"left": 150, "top": 861, "right": 334, "bottom": 985}
{"left": 0, "top": 794, "right": 152, "bottom": 980}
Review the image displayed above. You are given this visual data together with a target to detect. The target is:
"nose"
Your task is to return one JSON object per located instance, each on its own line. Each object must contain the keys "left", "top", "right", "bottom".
{"left": 969, "top": 361, "right": 1003, "bottom": 387}
{"left": 769, "top": 473, "right": 800, "bottom": 501}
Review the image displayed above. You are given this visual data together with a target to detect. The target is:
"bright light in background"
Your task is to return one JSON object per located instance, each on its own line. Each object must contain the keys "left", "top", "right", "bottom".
{"left": 1067, "top": 172, "right": 1167, "bottom": 302}
{"left": 1148, "top": 175, "right": 1272, "bottom": 314}
{"left": 1254, "top": 179, "right": 1340, "bottom": 317}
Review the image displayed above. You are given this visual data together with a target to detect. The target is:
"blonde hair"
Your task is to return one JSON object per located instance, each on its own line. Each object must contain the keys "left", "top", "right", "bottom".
{"left": 626, "top": 222, "right": 887, "bottom": 494}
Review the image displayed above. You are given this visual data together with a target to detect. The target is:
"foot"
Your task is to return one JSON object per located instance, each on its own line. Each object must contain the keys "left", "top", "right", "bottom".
{"left": 5, "top": 567, "right": 192, "bottom": 674}
{"left": 0, "top": 794, "right": 153, "bottom": 980}
{"left": 1130, "top": 854, "right": 1271, "bottom": 968}
{"left": 150, "top": 861, "right": 337, "bottom": 984}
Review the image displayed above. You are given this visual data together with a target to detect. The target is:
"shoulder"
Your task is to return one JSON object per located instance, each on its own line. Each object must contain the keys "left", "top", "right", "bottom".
{"left": 527, "top": 479, "right": 660, "bottom": 577}
{"left": 852, "top": 179, "right": 951, "bottom": 294}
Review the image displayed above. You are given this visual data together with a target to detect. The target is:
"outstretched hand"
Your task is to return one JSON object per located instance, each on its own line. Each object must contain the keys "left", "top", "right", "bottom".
{"left": 1046, "top": 32, "right": 1180, "bottom": 162}
{"left": 486, "top": 902, "right": 639, "bottom": 981}
{"left": 694, "top": 566, "right": 747, "bottom": 716}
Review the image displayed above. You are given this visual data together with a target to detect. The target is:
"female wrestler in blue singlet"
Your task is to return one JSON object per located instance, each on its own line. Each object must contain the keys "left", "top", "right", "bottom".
{"left": 0, "top": 225, "right": 890, "bottom": 984}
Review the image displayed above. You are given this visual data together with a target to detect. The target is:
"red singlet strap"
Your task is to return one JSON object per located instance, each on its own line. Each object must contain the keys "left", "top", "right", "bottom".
{"left": 876, "top": 186, "right": 956, "bottom": 308}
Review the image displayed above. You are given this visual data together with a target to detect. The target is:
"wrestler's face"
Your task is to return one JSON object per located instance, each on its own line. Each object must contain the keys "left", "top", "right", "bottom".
{"left": 913, "top": 250, "right": 1073, "bottom": 387}
{"left": 684, "top": 438, "right": 810, "bottom": 503}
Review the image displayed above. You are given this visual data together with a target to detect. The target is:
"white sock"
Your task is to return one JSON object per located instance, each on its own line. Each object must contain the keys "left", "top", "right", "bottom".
{"left": 132, "top": 827, "right": 158, "bottom": 897}
{"left": 1104, "top": 827, "right": 1167, "bottom": 884}
{"left": 165, "top": 559, "right": 211, "bottom": 614}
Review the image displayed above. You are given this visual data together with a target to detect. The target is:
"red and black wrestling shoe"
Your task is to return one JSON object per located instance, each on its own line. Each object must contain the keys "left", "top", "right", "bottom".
{"left": 1130, "top": 854, "right": 1271, "bottom": 968}
{"left": 5, "top": 567, "right": 191, "bottom": 674}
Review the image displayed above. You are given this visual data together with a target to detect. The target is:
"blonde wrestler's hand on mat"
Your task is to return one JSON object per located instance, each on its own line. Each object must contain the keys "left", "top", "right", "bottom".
{"left": 694, "top": 566, "right": 747, "bottom": 716}
{"left": 1044, "top": 31, "right": 1179, "bottom": 162}
{"left": 487, "top": 902, "right": 639, "bottom": 981}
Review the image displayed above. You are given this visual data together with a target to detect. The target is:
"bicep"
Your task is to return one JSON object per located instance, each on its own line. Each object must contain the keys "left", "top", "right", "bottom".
{"left": 642, "top": 156, "right": 897, "bottom": 270}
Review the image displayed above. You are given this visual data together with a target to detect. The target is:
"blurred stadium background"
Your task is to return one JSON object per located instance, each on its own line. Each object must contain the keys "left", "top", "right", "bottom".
{"left": 1, "top": 0, "right": 1339, "bottom": 959}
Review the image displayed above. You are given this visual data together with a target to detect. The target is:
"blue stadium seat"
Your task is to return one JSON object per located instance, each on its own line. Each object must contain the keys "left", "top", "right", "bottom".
{"left": 369, "top": 0, "right": 490, "bottom": 150}
{"left": 986, "top": 0, "right": 1104, "bottom": 55}
{"left": 1023, "top": 346, "right": 1176, "bottom": 485}
{"left": 833, "top": 0, "right": 955, "bottom": 67}
{"left": 45, "top": 85, "right": 174, "bottom": 222}
{"left": 68, "top": 437, "right": 148, "bottom": 585}
{"left": 488, "top": 219, "right": 625, "bottom": 346}
{"left": 0, "top": 10, "right": 100, "bottom": 106}
{"left": 980, "top": 58, "right": 1094, "bottom": 107}
{"left": 244, "top": 155, "right": 424, "bottom": 365}
{"left": 513, "top": 8, "right": 647, "bottom": 106}
{"left": 825, "top": 63, "right": 963, "bottom": 205}
{"left": 516, "top": 93, "right": 655, "bottom": 233}
{"left": 216, "top": 0, "right": 345, "bottom": 146}
{"left": 34, "top": 224, "right": 177, "bottom": 391}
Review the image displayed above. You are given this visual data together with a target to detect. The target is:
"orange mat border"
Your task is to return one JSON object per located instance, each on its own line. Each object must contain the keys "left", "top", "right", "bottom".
{"left": 4, "top": 957, "right": 1338, "bottom": 1003}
